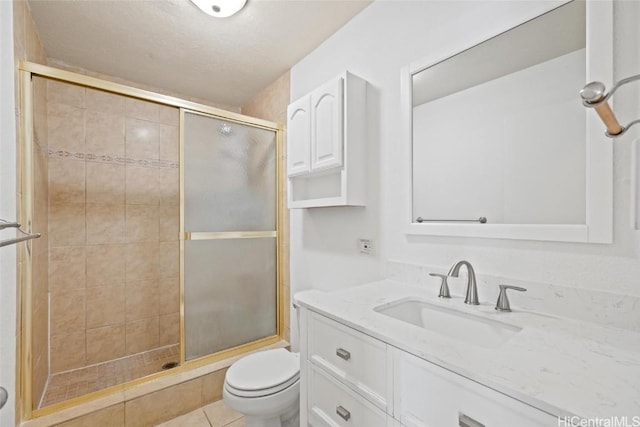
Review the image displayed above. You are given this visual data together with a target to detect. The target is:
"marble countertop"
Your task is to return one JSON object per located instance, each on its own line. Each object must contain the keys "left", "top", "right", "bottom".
{"left": 294, "top": 280, "right": 640, "bottom": 420}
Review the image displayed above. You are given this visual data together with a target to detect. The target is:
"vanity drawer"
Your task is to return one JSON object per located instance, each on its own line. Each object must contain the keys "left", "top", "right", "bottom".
{"left": 308, "top": 311, "right": 390, "bottom": 410}
{"left": 308, "top": 362, "right": 391, "bottom": 427}
{"left": 395, "top": 350, "right": 558, "bottom": 427}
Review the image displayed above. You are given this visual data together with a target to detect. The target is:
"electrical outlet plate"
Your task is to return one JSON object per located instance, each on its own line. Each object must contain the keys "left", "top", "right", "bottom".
{"left": 358, "top": 238, "right": 373, "bottom": 255}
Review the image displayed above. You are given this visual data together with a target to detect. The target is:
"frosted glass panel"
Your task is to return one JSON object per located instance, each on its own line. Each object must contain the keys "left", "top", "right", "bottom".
{"left": 184, "top": 238, "right": 277, "bottom": 360}
{"left": 184, "top": 112, "right": 276, "bottom": 232}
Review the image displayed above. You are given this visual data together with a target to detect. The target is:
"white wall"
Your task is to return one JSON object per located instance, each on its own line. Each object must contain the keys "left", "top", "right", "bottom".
{"left": 290, "top": 0, "right": 640, "bottom": 348}
{"left": 0, "top": 1, "right": 18, "bottom": 425}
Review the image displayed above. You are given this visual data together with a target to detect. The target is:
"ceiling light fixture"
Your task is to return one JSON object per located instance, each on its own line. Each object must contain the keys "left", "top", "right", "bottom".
{"left": 190, "top": 0, "right": 247, "bottom": 18}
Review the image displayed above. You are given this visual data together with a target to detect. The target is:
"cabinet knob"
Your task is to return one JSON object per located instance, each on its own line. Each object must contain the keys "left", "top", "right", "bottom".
{"left": 336, "top": 348, "right": 351, "bottom": 361}
{"left": 336, "top": 405, "right": 351, "bottom": 421}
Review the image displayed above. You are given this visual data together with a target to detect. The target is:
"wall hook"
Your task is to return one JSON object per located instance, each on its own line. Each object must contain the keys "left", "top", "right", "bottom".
{"left": 581, "top": 74, "right": 640, "bottom": 138}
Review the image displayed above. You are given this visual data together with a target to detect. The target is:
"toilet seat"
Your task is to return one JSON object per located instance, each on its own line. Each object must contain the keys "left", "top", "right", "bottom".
{"left": 225, "top": 349, "right": 300, "bottom": 398}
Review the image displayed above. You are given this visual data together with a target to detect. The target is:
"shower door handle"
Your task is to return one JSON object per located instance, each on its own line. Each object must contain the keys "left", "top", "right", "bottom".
{"left": 0, "top": 386, "right": 8, "bottom": 410}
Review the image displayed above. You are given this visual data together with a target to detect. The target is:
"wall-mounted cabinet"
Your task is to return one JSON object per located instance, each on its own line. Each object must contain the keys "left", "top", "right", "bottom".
{"left": 287, "top": 71, "right": 367, "bottom": 208}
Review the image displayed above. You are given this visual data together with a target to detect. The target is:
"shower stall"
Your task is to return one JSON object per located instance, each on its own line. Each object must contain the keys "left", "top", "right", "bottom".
{"left": 18, "top": 62, "right": 284, "bottom": 417}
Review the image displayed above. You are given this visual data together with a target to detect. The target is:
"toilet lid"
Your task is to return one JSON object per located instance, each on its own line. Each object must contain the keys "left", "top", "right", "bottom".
{"left": 226, "top": 349, "right": 300, "bottom": 396}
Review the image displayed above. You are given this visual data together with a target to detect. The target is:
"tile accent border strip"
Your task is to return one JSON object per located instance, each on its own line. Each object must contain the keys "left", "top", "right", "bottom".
{"left": 48, "top": 148, "right": 179, "bottom": 169}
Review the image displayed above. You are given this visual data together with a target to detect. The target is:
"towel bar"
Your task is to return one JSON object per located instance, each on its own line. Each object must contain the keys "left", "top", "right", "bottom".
{"left": 0, "top": 219, "right": 41, "bottom": 248}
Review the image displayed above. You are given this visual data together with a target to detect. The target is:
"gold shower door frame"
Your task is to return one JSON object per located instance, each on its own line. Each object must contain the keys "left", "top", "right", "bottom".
{"left": 18, "top": 61, "right": 286, "bottom": 420}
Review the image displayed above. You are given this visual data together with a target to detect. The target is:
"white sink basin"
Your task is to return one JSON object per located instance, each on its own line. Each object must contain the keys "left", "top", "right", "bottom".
{"left": 374, "top": 298, "right": 522, "bottom": 349}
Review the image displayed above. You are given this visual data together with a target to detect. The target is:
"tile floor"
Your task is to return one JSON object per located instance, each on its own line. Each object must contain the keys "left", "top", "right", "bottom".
{"left": 157, "top": 400, "right": 245, "bottom": 427}
{"left": 40, "top": 344, "right": 180, "bottom": 407}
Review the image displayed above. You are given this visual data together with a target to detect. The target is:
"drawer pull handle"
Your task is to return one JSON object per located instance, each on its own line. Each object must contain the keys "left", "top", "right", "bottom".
{"left": 459, "top": 413, "right": 485, "bottom": 427}
{"left": 336, "top": 405, "right": 351, "bottom": 421}
{"left": 336, "top": 348, "right": 351, "bottom": 361}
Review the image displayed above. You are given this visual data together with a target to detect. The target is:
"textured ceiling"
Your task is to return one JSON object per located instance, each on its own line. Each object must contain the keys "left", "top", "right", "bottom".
{"left": 28, "top": 0, "right": 371, "bottom": 108}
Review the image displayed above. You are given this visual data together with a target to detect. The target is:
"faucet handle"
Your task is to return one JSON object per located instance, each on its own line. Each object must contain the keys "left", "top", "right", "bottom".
{"left": 429, "top": 273, "right": 451, "bottom": 298}
{"left": 495, "top": 285, "right": 526, "bottom": 312}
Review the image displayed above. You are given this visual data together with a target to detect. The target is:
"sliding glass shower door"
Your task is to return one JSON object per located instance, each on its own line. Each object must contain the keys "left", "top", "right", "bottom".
{"left": 182, "top": 111, "right": 278, "bottom": 361}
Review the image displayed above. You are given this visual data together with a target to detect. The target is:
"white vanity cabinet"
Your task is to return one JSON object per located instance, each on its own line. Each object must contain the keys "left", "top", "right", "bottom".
{"left": 287, "top": 72, "right": 366, "bottom": 208}
{"left": 299, "top": 307, "right": 558, "bottom": 427}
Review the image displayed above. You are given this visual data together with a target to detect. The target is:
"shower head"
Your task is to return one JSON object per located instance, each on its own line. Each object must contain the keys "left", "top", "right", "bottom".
{"left": 218, "top": 123, "right": 233, "bottom": 137}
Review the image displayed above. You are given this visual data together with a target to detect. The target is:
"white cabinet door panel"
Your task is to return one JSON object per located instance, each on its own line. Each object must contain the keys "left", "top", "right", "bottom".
{"left": 395, "top": 351, "right": 557, "bottom": 427}
{"left": 287, "top": 96, "right": 311, "bottom": 176}
{"left": 311, "top": 77, "right": 344, "bottom": 171}
{"left": 308, "top": 363, "right": 388, "bottom": 427}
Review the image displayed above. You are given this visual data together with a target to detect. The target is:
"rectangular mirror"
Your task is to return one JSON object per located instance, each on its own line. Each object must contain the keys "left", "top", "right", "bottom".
{"left": 404, "top": 0, "right": 613, "bottom": 243}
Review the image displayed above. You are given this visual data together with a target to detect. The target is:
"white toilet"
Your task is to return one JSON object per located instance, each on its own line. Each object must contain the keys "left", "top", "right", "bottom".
{"left": 223, "top": 348, "right": 300, "bottom": 427}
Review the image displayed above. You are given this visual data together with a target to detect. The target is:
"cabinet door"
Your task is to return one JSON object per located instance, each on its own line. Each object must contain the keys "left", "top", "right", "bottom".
{"left": 287, "top": 96, "right": 311, "bottom": 176}
{"left": 395, "top": 350, "right": 557, "bottom": 427}
{"left": 310, "top": 76, "right": 344, "bottom": 171}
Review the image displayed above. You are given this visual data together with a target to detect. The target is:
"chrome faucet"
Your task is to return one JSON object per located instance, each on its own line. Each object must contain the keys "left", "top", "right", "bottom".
{"left": 448, "top": 261, "right": 479, "bottom": 305}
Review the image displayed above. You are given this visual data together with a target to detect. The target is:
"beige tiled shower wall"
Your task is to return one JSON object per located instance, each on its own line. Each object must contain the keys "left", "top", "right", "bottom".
{"left": 46, "top": 79, "right": 181, "bottom": 374}
{"left": 14, "top": 0, "right": 50, "bottom": 409}
{"left": 241, "top": 70, "right": 291, "bottom": 342}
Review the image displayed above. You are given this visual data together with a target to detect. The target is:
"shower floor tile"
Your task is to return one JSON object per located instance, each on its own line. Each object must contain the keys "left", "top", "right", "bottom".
{"left": 40, "top": 344, "right": 180, "bottom": 408}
